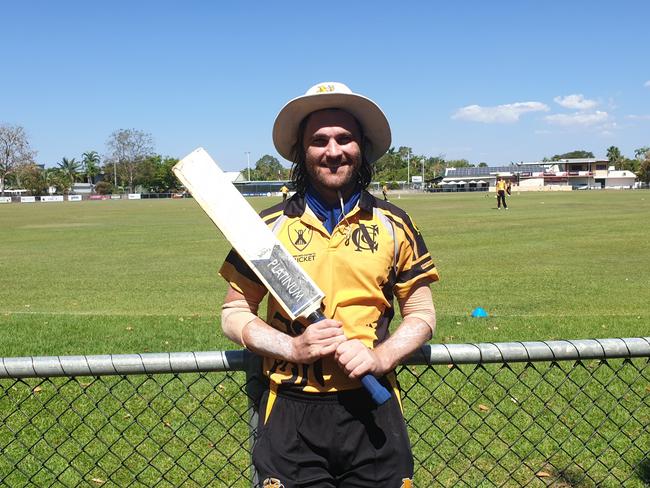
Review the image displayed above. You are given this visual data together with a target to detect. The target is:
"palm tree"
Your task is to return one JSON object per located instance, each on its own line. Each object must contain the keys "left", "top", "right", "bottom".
{"left": 57, "top": 157, "right": 81, "bottom": 194}
{"left": 44, "top": 168, "right": 65, "bottom": 194}
{"left": 82, "top": 151, "right": 100, "bottom": 186}
{"left": 606, "top": 146, "right": 623, "bottom": 170}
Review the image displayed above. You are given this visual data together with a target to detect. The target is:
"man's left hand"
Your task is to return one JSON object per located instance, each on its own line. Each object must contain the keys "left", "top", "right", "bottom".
{"left": 334, "top": 340, "right": 388, "bottom": 379}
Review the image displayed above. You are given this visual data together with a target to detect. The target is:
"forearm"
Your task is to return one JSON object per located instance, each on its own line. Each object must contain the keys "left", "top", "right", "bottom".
{"left": 373, "top": 317, "right": 432, "bottom": 372}
{"left": 221, "top": 292, "right": 296, "bottom": 361}
{"left": 374, "top": 283, "right": 436, "bottom": 372}
{"left": 241, "top": 318, "right": 295, "bottom": 361}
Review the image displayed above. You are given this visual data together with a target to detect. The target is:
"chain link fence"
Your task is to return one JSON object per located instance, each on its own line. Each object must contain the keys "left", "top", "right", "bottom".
{"left": 1, "top": 338, "right": 649, "bottom": 487}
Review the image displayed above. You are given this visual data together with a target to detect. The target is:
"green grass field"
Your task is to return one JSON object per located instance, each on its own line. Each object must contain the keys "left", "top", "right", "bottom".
{"left": 1, "top": 190, "right": 649, "bottom": 357}
{"left": 1, "top": 191, "right": 649, "bottom": 487}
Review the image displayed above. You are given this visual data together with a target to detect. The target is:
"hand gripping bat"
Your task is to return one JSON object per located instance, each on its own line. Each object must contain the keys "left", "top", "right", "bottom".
{"left": 173, "top": 148, "right": 391, "bottom": 405}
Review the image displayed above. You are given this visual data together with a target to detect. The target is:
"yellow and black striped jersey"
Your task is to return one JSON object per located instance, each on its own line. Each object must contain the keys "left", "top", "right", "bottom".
{"left": 219, "top": 190, "right": 439, "bottom": 393}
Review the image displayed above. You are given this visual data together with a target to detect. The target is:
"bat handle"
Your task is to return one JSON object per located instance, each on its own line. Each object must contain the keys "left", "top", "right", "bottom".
{"left": 307, "top": 310, "right": 392, "bottom": 406}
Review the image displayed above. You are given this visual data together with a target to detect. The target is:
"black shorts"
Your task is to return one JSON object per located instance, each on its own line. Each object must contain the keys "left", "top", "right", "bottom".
{"left": 253, "top": 383, "right": 413, "bottom": 488}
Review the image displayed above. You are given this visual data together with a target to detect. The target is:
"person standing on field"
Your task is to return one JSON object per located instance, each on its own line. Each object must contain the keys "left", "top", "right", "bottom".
{"left": 382, "top": 182, "right": 389, "bottom": 201}
{"left": 495, "top": 176, "right": 508, "bottom": 209}
{"left": 280, "top": 184, "right": 289, "bottom": 202}
{"left": 219, "top": 81, "right": 439, "bottom": 487}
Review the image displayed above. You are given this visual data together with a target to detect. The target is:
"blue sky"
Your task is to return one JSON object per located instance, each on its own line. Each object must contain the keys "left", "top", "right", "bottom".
{"left": 2, "top": 1, "right": 649, "bottom": 171}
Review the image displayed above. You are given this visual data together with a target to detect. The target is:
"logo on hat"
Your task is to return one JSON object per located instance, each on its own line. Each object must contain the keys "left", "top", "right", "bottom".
{"left": 316, "top": 84, "right": 336, "bottom": 93}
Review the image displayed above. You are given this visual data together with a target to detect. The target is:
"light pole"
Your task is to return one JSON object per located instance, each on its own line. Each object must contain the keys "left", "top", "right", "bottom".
{"left": 421, "top": 156, "right": 425, "bottom": 191}
{"left": 407, "top": 149, "right": 410, "bottom": 189}
{"left": 113, "top": 160, "right": 117, "bottom": 191}
{"left": 245, "top": 152, "right": 251, "bottom": 181}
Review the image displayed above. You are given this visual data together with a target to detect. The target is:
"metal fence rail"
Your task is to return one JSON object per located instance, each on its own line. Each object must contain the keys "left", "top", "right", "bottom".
{"left": 1, "top": 338, "right": 649, "bottom": 487}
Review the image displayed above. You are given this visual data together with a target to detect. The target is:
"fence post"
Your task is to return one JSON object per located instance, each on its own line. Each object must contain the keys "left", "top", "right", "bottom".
{"left": 245, "top": 351, "right": 264, "bottom": 488}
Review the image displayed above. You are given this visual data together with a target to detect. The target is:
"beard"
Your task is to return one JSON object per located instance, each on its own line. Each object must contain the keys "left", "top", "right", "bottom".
{"left": 306, "top": 163, "right": 359, "bottom": 194}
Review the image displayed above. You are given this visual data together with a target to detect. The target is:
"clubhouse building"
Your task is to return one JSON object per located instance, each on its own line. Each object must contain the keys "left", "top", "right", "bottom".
{"left": 441, "top": 158, "right": 637, "bottom": 191}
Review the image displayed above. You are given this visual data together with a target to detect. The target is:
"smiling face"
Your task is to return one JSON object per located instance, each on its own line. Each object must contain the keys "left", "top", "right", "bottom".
{"left": 302, "top": 109, "right": 363, "bottom": 203}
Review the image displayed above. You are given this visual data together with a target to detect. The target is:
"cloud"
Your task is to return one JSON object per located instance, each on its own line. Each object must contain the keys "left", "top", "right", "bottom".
{"left": 644, "top": 80, "right": 650, "bottom": 87}
{"left": 627, "top": 114, "right": 650, "bottom": 120}
{"left": 545, "top": 111, "right": 609, "bottom": 126}
{"left": 452, "top": 102, "right": 549, "bottom": 123}
{"left": 553, "top": 94, "right": 598, "bottom": 110}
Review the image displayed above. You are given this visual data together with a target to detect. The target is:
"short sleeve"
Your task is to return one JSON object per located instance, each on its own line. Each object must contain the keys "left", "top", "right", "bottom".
{"left": 219, "top": 249, "right": 268, "bottom": 298}
{"left": 393, "top": 212, "right": 439, "bottom": 300}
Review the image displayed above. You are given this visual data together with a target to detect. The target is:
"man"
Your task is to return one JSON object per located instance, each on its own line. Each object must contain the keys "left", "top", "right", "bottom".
{"left": 382, "top": 182, "right": 389, "bottom": 201}
{"left": 495, "top": 176, "right": 508, "bottom": 209}
{"left": 280, "top": 184, "right": 289, "bottom": 202}
{"left": 219, "top": 82, "right": 438, "bottom": 487}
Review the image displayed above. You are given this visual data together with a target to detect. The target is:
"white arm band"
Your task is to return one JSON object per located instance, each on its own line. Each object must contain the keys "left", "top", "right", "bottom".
{"left": 397, "top": 284, "right": 436, "bottom": 335}
{"left": 221, "top": 299, "right": 258, "bottom": 347}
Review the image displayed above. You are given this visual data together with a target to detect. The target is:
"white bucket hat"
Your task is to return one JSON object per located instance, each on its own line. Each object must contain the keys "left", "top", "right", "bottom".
{"left": 272, "top": 82, "right": 391, "bottom": 164}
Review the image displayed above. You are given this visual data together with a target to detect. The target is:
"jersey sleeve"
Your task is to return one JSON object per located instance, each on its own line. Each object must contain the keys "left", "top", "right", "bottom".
{"left": 219, "top": 248, "right": 268, "bottom": 298}
{"left": 393, "top": 212, "right": 439, "bottom": 300}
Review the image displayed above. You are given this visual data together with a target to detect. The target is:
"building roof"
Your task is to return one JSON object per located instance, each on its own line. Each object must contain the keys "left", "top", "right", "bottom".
{"left": 445, "top": 164, "right": 547, "bottom": 178}
{"left": 556, "top": 158, "right": 608, "bottom": 164}
{"left": 224, "top": 171, "right": 244, "bottom": 183}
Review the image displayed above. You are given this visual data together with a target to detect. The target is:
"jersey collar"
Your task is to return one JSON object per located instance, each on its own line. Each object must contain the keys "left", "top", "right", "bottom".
{"left": 284, "top": 189, "right": 376, "bottom": 219}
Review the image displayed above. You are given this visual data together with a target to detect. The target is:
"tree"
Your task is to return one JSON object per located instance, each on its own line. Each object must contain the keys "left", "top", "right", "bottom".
{"left": 606, "top": 146, "right": 623, "bottom": 169}
{"left": 94, "top": 181, "right": 114, "bottom": 195}
{"left": 155, "top": 156, "right": 181, "bottom": 191}
{"left": 446, "top": 159, "right": 473, "bottom": 168}
{"left": 374, "top": 147, "right": 420, "bottom": 182}
{"left": 428, "top": 156, "right": 446, "bottom": 179}
{"left": 105, "top": 129, "right": 154, "bottom": 192}
{"left": 620, "top": 158, "right": 639, "bottom": 172}
{"left": 550, "top": 150, "right": 594, "bottom": 160}
{"left": 16, "top": 163, "right": 48, "bottom": 196}
{"left": 57, "top": 157, "right": 81, "bottom": 194}
{"left": 137, "top": 154, "right": 180, "bottom": 192}
{"left": 44, "top": 168, "right": 67, "bottom": 194}
{"left": 81, "top": 150, "right": 101, "bottom": 188}
{"left": 0, "top": 124, "right": 37, "bottom": 195}
{"left": 635, "top": 147, "right": 650, "bottom": 185}
{"left": 246, "top": 155, "right": 287, "bottom": 180}
{"left": 375, "top": 147, "right": 404, "bottom": 182}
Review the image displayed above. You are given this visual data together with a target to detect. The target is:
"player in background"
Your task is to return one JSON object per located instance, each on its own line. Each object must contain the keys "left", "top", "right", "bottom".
{"left": 496, "top": 176, "right": 509, "bottom": 209}
{"left": 280, "top": 184, "right": 289, "bottom": 202}
{"left": 219, "top": 82, "right": 438, "bottom": 487}
{"left": 382, "top": 182, "right": 389, "bottom": 201}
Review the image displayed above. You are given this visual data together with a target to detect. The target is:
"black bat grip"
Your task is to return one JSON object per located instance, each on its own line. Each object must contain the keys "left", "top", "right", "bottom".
{"left": 307, "top": 310, "right": 392, "bottom": 405}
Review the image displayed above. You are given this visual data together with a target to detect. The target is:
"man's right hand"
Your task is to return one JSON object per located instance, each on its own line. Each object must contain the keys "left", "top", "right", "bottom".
{"left": 291, "top": 319, "right": 346, "bottom": 364}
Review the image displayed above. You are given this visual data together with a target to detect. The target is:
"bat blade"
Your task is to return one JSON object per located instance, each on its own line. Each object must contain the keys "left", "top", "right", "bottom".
{"left": 173, "top": 147, "right": 324, "bottom": 320}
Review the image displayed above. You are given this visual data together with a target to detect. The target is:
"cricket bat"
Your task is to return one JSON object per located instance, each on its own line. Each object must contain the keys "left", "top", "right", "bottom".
{"left": 173, "top": 147, "right": 391, "bottom": 405}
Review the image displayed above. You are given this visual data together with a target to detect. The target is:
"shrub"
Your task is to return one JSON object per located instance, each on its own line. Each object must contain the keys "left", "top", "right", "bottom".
{"left": 94, "top": 181, "right": 114, "bottom": 195}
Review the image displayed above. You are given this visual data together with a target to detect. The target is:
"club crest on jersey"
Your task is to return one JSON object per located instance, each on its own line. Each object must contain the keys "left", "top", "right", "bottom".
{"left": 262, "top": 478, "right": 285, "bottom": 488}
{"left": 349, "top": 223, "right": 379, "bottom": 253}
{"left": 288, "top": 221, "right": 313, "bottom": 252}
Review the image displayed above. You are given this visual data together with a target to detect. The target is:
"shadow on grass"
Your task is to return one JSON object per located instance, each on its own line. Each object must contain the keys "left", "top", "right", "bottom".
{"left": 636, "top": 458, "right": 650, "bottom": 484}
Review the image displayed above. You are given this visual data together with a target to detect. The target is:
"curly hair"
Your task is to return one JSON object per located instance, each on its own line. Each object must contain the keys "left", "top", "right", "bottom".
{"left": 289, "top": 110, "right": 374, "bottom": 195}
